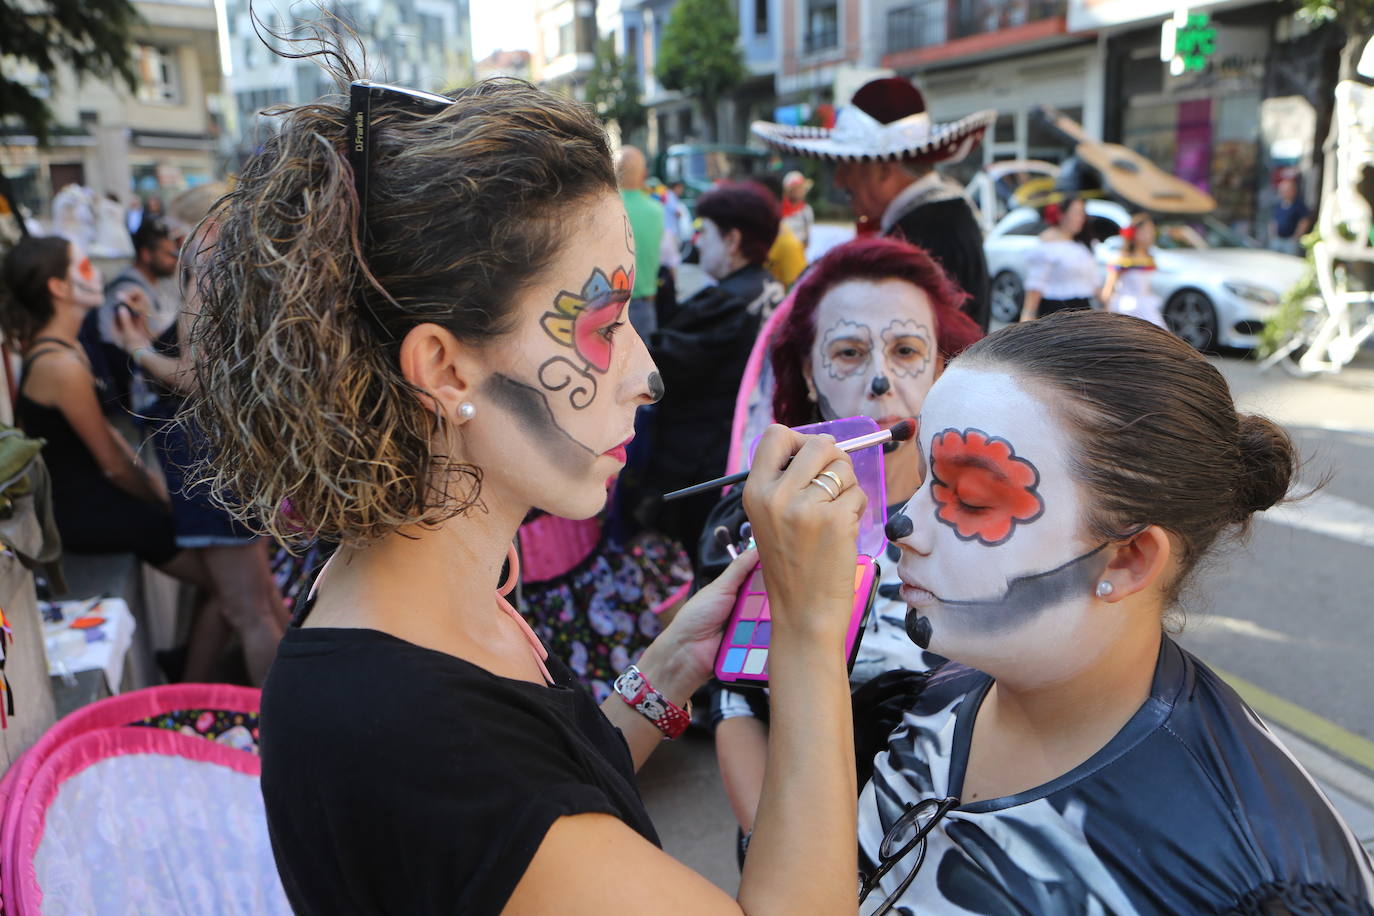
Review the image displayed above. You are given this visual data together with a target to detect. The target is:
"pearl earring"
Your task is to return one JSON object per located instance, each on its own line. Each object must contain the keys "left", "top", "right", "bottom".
{"left": 458, "top": 402, "right": 477, "bottom": 421}
{"left": 1095, "top": 580, "right": 1114, "bottom": 599}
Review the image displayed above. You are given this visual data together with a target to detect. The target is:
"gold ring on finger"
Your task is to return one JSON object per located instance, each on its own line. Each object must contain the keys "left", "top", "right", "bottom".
{"left": 809, "top": 475, "right": 840, "bottom": 500}
{"left": 818, "top": 470, "right": 844, "bottom": 493}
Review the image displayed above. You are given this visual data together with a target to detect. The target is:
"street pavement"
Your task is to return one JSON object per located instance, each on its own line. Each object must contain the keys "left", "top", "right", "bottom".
{"left": 636, "top": 349, "right": 1374, "bottom": 895}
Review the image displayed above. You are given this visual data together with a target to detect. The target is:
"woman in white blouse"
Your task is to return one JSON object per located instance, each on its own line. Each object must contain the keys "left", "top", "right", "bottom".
{"left": 1020, "top": 196, "right": 1100, "bottom": 322}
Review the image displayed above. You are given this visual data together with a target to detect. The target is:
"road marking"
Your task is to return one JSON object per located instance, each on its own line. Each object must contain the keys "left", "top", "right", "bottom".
{"left": 1202, "top": 615, "right": 1298, "bottom": 644}
{"left": 1216, "top": 667, "right": 1374, "bottom": 775}
{"left": 1262, "top": 492, "right": 1374, "bottom": 548}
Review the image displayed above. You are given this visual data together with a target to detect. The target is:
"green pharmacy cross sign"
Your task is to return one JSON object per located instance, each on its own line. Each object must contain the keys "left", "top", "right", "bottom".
{"left": 1161, "top": 9, "right": 1217, "bottom": 76}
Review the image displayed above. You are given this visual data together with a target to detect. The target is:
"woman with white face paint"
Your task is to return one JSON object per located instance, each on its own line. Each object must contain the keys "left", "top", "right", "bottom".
{"left": 187, "top": 42, "right": 869, "bottom": 915}
{"left": 858, "top": 310, "right": 1374, "bottom": 914}
{"left": 705, "top": 237, "right": 983, "bottom": 864}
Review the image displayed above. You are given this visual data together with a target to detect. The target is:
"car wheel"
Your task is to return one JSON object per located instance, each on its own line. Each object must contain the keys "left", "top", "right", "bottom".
{"left": 1164, "top": 289, "right": 1219, "bottom": 350}
{"left": 990, "top": 271, "right": 1024, "bottom": 326}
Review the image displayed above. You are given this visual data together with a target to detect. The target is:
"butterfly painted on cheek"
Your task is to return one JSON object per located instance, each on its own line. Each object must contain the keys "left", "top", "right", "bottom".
{"left": 929, "top": 428, "right": 1044, "bottom": 546}
{"left": 540, "top": 267, "right": 633, "bottom": 373}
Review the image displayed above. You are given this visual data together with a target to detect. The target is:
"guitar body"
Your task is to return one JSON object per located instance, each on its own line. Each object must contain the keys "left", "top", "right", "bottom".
{"left": 1036, "top": 106, "right": 1217, "bottom": 214}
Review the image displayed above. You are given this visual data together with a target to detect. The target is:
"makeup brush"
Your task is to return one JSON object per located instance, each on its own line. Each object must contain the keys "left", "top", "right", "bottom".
{"left": 663, "top": 418, "right": 917, "bottom": 502}
{"left": 714, "top": 525, "right": 739, "bottom": 560}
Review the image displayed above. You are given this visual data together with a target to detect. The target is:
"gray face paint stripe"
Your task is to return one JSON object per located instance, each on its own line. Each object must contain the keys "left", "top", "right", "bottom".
{"left": 923, "top": 541, "right": 1111, "bottom": 635}
{"left": 481, "top": 372, "right": 597, "bottom": 464}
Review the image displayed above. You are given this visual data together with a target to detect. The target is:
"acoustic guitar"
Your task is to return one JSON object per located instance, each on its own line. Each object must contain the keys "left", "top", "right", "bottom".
{"left": 1035, "top": 105, "right": 1217, "bottom": 215}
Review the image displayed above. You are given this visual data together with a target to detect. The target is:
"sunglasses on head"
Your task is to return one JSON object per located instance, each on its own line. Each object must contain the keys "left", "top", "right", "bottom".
{"left": 347, "top": 79, "right": 452, "bottom": 239}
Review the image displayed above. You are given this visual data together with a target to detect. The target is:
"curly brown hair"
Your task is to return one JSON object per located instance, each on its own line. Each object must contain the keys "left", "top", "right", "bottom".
{"left": 185, "top": 65, "right": 615, "bottom": 548}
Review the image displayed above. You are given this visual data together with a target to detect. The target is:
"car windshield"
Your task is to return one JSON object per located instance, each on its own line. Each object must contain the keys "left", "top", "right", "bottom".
{"left": 1153, "top": 215, "right": 1258, "bottom": 250}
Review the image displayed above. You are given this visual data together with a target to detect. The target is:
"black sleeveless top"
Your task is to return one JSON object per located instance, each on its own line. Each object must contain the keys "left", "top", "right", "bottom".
{"left": 14, "top": 338, "right": 105, "bottom": 483}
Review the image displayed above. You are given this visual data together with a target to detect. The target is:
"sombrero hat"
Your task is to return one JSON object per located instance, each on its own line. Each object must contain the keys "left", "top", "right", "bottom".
{"left": 751, "top": 78, "right": 995, "bottom": 166}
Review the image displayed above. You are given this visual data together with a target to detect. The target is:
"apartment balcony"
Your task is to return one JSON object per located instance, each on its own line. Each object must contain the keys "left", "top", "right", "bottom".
{"left": 882, "top": 0, "right": 1068, "bottom": 69}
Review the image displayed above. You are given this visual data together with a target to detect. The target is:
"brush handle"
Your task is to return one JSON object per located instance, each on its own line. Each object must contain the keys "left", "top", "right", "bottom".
{"left": 661, "top": 427, "right": 894, "bottom": 502}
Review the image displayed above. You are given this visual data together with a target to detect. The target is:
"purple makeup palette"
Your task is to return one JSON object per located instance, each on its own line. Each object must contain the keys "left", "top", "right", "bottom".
{"left": 714, "top": 415, "right": 889, "bottom": 689}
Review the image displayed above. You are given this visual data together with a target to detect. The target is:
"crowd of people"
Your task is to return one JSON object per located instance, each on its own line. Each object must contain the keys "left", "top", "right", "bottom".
{"left": 2, "top": 52, "right": 1372, "bottom": 915}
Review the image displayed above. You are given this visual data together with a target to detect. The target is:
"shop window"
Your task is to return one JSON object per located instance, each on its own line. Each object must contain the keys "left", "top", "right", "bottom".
{"left": 886, "top": 1, "right": 945, "bottom": 54}
{"left": 994, "top": 113, "right": 1016, "bottom": 144}
{"left": 755, "top": 0, "right": 769, "bottom": 35}
{"left": 804, "top": 0, "right": 839, "bottom": 53}
{"left": 134, "top": 45, "right": 182, "bottom": 105}
{"left": 559, "top": 22, "right": 576, "bottom": 57}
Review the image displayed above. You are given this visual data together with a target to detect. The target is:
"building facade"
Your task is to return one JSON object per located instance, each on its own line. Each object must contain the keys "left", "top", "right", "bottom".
{"left": 1, "top": 0, "right": 225, "bottom": 215}
{"left": 532, "top": 0, "right": 598, "bottom": 94}
{"left": 224, "top": 0, "right": 473, "bottom": 165}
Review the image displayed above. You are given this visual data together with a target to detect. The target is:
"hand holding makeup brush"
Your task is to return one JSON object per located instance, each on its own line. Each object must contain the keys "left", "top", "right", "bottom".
{"left": 742, "top": 425, "right": 868, "bottom": 647}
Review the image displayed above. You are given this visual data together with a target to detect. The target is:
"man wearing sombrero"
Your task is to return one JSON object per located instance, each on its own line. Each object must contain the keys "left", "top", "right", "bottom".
{"left": 753, "top": 78, "right": 996, "bottom": 330}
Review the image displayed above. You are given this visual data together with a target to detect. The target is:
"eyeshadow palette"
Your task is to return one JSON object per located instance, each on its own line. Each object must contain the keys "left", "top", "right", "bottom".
{"left": 714, "top": 553, "right": 880, "bottom": 688}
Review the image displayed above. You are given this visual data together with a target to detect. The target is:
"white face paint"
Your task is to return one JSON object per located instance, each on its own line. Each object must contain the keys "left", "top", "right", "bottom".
{"left": 808, "top": 278, "right": 938, "bottom": 499}
{"left": 891, "top": 367, "right": 1124, "bottom": 687}
{"left": 697, "top": 217, "right": 733, "bottom": 281}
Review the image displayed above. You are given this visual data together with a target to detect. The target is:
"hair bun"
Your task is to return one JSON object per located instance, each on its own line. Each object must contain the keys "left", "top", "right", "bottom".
{"left": 1234, "top": 414, "right": 1297, "bottom": 519}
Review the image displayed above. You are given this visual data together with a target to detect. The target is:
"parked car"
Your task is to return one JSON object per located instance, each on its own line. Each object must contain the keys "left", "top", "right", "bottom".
{"left": 983, "top": 199, "right": 1307, "bottom": 349}
{"left": 654, "top": 143, "right": 774, "bottom": 206}
{"left": 966, "top": 159, "right": 1059, "bottom": 234}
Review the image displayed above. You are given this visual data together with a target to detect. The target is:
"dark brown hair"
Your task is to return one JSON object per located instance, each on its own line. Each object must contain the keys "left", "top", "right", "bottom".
{"left": 695, "top": 181, "right": 780, "bottom": 265}
{"left": 0, "top": 236, "right": 71, "bottom": 348}
{"left": 961, "top": 310, "right": 1299, "bottom": 600}
{"left": 185, "top": 66, "right": 616, "bottom": 547}
{"left": 771, "top": 236, "right": 983, "bottom": 426}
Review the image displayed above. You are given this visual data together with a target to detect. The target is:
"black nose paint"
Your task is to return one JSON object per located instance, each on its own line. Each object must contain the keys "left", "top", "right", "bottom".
{"left": 884, "top": 513, "right": 913, "bottom": 542}
{"left": 647, "top": 371, "right": 665, "bottom": 403}
{"left": 870, "top": 375, "right": 891, "bottom": 396}
{"left": 906, "top": 610, "right": 933, "bottom": 649}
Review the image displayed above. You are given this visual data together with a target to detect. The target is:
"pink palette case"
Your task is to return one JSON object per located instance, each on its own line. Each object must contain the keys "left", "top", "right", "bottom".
{"left": 713, "top": 415, "right": 889, "bottom": 689}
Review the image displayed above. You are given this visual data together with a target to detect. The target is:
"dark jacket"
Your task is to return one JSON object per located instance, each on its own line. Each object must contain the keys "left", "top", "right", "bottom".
{"left": 887, "top": 196, "right": 991, "bottom": 332}
{"left": 646, "top": 264, "right": 781, "bottom": 493}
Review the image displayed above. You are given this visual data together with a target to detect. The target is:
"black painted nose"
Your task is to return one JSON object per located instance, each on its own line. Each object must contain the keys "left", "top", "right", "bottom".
{"left": 884, "top": 513, "right": 913, "bottom": 542}
{"left": 870, "top": 375, "right": 891, "bottom": 396}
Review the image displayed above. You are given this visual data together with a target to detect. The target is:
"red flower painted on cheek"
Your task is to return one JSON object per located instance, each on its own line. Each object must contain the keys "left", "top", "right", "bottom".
{"left": 930, "top": 428, "right": 1044, "bottom": 546}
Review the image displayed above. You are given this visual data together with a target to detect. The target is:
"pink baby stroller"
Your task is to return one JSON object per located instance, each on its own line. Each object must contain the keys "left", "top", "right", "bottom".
{"left": 0, "top": 684, "right": 289, "bottom": 914}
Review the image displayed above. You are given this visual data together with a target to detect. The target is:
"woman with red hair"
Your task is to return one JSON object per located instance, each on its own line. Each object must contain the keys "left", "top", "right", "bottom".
{"left": 706, "top": 236, "right": 983, "bottom": 866}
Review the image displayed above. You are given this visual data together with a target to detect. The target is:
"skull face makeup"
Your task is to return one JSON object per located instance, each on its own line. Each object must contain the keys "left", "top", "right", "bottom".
{"left": 471, "top": 195, "right": 660, "bottom": 521}
{"left": 807, "top": 278, "right": 938, "bottom": 499}
{"left": 889, "top": 367, "right": 1126, "bottom": 686}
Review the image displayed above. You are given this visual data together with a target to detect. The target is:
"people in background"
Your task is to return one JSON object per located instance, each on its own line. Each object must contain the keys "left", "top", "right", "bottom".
{"left": 0, "top": 237, "right": 219, "bottom": 628}
{"left": 110, "top": 184, "right": 287, "bottom": 686}
{"left": 641, "top": 182, "right": 784, "bottom": 565}
{"left": 756, "top": 173, "right": 807, "bottom": 288}
{"left": 781, "top": 170, "right": 815, "bottom": 250}
{"left": 1270, "top": 173, "right": 1312, "bottom": 256}
{"left": 1102, "top": 212, "right": 1166, "bottom": 329}
{"left": 753, "top": 77, "right": 996, "bottom": 331}
{"left": 1020, "top": 196, "right": 1099, "bottom": 322}
{"left": 616, "top": 146, "right": 664, "bottom": 337}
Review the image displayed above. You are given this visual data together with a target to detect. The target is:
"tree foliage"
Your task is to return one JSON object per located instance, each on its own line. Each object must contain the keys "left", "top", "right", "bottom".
{"left": 0, "top": 0, "right": 141, "bottom": 145}
{"left": 585, "top": 35, "right": 646, "bottom": 139}
{"left": 655, "top": 0, "right": 744, "bottom": 140}
{"left": 1299, "top": 0, "right": 1374, "bottom": 78}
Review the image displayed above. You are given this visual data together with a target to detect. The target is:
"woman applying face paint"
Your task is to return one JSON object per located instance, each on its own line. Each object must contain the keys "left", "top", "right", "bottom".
{"left": 704, "top": 237, "right": 983, "bottom": 863}
{"left": 186, "top": 42, "right": 870, "bottom": 915}
{"left": 859, "top": 311, "right": 1374, "bottom": 914}
{"left": 0, "top": 237, "right": 227, "bottom": 617}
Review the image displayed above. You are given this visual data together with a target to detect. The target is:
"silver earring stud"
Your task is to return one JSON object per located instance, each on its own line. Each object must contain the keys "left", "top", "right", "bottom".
{"left": 1095, "top": 580, "right": 1114, "bottom": 598}
{"left": 458, "top": 402, "right": 476, "bottom": 421}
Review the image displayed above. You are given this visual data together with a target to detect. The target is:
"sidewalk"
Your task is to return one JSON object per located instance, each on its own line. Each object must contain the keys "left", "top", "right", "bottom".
{"left": 638, "top": 716, "right": 1374, "bottom": 896}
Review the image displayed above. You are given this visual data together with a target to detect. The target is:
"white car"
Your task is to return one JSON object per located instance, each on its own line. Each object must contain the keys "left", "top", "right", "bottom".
{"left": 984, "top": 199, "right": 1307, "bottom": 349}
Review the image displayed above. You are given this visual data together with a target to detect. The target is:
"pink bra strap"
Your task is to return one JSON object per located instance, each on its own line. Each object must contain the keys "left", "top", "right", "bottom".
{"left": 497, "top": 542, "right": 554, "bottom": 686}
